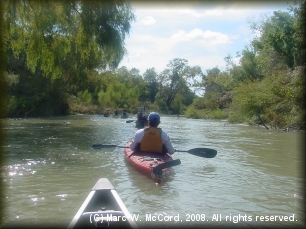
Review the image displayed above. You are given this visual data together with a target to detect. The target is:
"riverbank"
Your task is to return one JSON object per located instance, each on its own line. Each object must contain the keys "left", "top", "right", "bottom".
{"left": 184, "top": 106, "right": 305, "bottom": 132}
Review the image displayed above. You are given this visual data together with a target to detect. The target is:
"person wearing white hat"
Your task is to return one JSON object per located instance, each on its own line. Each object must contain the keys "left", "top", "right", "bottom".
{"left": 129, "top": 112, "right": 175, "bottom": 154}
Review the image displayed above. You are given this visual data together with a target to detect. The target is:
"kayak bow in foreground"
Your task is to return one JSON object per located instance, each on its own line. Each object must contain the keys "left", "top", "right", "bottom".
{"left": 67, "top": 178, "right": 138, "bottom": 229}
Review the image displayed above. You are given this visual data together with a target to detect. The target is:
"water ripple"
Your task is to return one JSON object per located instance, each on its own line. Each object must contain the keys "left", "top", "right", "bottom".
{"left": 1, "top": 115, "right": 303, "bottom": 228}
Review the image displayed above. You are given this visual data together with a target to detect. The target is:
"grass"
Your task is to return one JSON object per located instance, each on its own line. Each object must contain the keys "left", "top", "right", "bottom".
{"left": 185, "top": 107, "right": 228, "bottom": 120}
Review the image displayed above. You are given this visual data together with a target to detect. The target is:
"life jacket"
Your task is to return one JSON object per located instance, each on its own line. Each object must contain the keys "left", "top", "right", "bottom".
{"left": 140, "top": 127, "right": 163, "bottom": 153}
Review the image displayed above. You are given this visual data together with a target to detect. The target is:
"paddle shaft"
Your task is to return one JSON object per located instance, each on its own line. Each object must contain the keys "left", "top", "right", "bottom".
{"left": 92, "top": 144, "right": 128, "bottom": 149}
{"left": 92, "top": 144, "right": 217, "bottom": 158}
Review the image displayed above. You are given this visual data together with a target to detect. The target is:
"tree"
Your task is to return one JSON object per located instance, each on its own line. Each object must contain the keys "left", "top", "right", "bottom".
{"left": 292, "top": 0, "right": 306, "bottom": 66}
{"left": 4, "top": 0, "right": 134, "bottom": 78}
{"left": 195, "top": 66, "right": 234, "bottom": 110}
{"left": 251, "top": 11, "right": 297, "bottom": 69}
{"left": 97, "top": 77, "right": 140, "bottom": 111}
{"left": 231, "top": 80, "right": 275, "bottom": 129}
{"left": 230, "top": 66, "right": 304, "bottom": 130}
{"left": 157, "top": 58, "right": 202, "bottom": 112}
{"left": 239, "top": 46, "right": 264, "bottom": 81}
{"left": 3, "top": 0, "right": 135, "bottom": 116}
{"left": 202, "top": 67, "right": 221, "bottom": 86}
{"left": 143, "top": 68, "right": 159, "bottom": 103}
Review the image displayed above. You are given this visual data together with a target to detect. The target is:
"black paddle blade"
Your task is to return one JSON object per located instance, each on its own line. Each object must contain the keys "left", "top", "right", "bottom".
{"left": 152, "top": 159, "right": 181, "bottom": 175}
{"left": 188, "top": 148, "right": 217, "bottom": 158}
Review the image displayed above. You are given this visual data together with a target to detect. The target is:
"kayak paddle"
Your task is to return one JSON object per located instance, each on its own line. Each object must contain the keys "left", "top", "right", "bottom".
{"left": 152, "top": 159, "right": 181, "bottom": 176}
{"left": 92, "top": 144, "right": 128, "bottom": 149}
{"left": 92, "top": 144, "right": 217, "bottom": 158}
{"left": 175, "top": 148, "right": 217, "bottom": 158}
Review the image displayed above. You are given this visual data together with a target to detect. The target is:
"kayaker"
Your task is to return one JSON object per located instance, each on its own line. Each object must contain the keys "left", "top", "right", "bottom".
{"left": 129, "top": 112, "right": 175, "bottom": 154}
{"left": 137, "top": 111, "right": 143, "bottom": 120}
{"left": 104, "top": 110, "right": 110, "bottom": 117}
{"left": 114, "top": 109, "right": 119, "bottom": 116}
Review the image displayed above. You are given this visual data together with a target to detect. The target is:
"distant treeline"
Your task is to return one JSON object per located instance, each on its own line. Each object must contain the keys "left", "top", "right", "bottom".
{"left": 2, "top": 1, "right": 306, "bottom": 131}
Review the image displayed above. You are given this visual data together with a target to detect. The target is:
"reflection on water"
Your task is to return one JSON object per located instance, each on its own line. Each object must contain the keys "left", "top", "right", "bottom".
{"left": 1, "top": 115, "right": 304, "bottom": 228}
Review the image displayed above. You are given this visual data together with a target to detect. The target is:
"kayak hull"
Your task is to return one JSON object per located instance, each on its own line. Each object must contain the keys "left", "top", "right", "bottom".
{"left": 68, "top": 178, "right": 138, "bottom": 229}
{"left": 124, "top": 141, "right": 179, "bottom": 183}
{"left": 135, "top": 120, "right": 147, "bottom": 129}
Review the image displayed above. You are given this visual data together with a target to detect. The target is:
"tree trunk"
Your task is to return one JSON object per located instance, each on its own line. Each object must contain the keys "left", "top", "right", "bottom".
{"left": 257, "top": 115, "right": 270, "bottom": 130}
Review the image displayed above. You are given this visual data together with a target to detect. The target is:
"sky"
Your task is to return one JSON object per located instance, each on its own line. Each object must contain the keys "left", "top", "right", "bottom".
{"left": 118, "top": 0, "right": 292, "bottom": 75}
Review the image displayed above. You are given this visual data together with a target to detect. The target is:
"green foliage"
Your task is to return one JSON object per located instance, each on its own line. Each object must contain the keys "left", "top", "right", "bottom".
{"left": 77, "top": 89, "right": 92, "bottom": 104}
{"left": 187, "top": 2, "right": 305, "bottom": 130}
{"left": 97, "top": 79, "right": 140, "bottom": 111}
{"left": 157, "top": 58, "right": 201, "bottom": 113}
{"left": 153, "top": 92, "right": 169, "bottom": 113}
{"left": 293, "top": 1, "right": 306, "bottom": 66}
{"left": 251, "top": 11, "right": 297, "bottom": 69}
{"left": 204, "top": 91, "right": 220, "bottom": 110}
{"left": 227, "top": 111, "right": 247, "bottom": 124}
{"left": 185, "top": 106, "right": 227, "bottom": 120}
{"left": 4, "top": 72, "right": 19, "bottom": 87}
{"left": 170, "top": 94, "right": 186, "bottom": 114}
{"left": 143, "top": 68, "right": 159, "bottom": 103}
{"left": 207, "top": 109, "right": 228, "bottom": 119}
{"left": 229, "top": 67, "right": 304, "bottom": 129}
{"left": 4, "top": 1, "right": 135, "bottom": 79}
{"left": 3, "top": 0, "right": 305, "bottom": 131}
{"left": 98, "top": 85, "right": 118, "bottom": 108}
{"left": 4, "top": 0, "right": 134, "bottom": 117}
{"left": 212, "top": 71, "right": 235, "bottom": 91}
{"left": 202, "top": 67, "right": 221, "bottom": 86}
{"left": 231, "top": 80, "right": 274, "bottom": 119}
{"left": 185, "top": 105, "right": 202, "bottom": 119}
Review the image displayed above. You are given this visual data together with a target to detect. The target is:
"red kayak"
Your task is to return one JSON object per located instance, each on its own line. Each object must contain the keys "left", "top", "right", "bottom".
{"left": 124, "top": 141, "right": 181, "bottom": 183}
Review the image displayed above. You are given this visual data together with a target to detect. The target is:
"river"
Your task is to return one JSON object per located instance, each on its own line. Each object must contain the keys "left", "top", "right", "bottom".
{"left": 1, "top": 115, "right": 304, "bottom": 228}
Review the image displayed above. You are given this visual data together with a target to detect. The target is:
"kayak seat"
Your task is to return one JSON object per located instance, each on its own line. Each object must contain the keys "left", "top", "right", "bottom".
{"left": 139, "top": 156, "right": 164, "bottom": 162}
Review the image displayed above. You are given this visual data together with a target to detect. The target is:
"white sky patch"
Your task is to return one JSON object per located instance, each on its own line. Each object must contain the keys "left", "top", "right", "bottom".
{"left": 141, "top": 16, "right": 156, "bottom": 25}
{"left": 232, "top": 56, "right": 241, "bottom": 66}
{"left": 122, "top": 28, "right": 240, "bottom": 74}
{"left": 171, "top": 8, "right": 271, "bottom": 22}
{"left": 174, "top": 9, "right": 224, "bottom": 18}
{"left": 171, "top": 28, "right": 235, "bottom": 45}
{"left": 119, "top": 2, "right": 291, "bottom": 75}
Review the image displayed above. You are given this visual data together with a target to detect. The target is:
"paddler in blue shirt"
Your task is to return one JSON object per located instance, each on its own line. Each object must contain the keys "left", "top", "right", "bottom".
{"left": 129, "top": 112, "right": 175, "bottom": 154}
